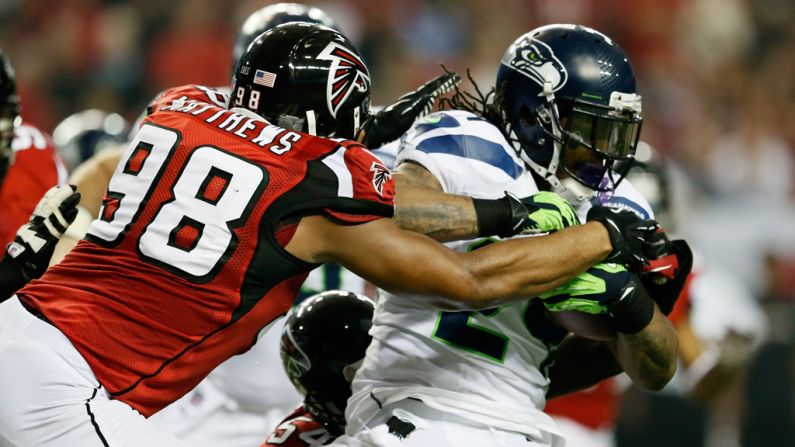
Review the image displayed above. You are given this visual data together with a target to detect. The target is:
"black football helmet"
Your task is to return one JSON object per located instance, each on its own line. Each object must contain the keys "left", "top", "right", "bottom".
{"left": 232, "top": 3, "right": 340, "bottom": 72}
{"left": 0, "top": 51, "right": 20, "bottom": 184}
{"left": 52, "top": 109, "right": 130, "bottom": 170}
{"left": 496, "top": 24, "right": 642, "bottom": 203}
{"left": 280, "top": 290, "right": 374, "bottom": 435}
{"left": 231, "top": 22, "right": 370, "bottom": 140}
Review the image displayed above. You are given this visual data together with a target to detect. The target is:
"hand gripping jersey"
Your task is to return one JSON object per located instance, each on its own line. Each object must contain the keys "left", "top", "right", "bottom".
{"left": 346, "top": 111, "right": 652, "bottom": 444}
{"left": 262, "top": 406, "right": 333, "bottom": 447}
{"left": 17, "top": 85, "right": 394, "bottom": 417}
{"left": 0, "top": 121, "right": 67, "bottom": 244}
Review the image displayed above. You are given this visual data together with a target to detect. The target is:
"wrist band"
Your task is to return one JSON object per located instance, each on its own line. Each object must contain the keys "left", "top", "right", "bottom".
{"left": 472, "top": 197, "right": 513, "bottom": 238}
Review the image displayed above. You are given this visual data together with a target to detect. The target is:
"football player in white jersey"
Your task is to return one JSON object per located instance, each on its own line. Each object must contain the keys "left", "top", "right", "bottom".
{"left": 334, "top": 25, "right": 687, "bottom": 447}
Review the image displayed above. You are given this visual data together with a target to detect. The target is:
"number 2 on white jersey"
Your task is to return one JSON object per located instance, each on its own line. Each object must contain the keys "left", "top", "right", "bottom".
{"left": 88, "top": 123, "right": 267, "bottom": 281}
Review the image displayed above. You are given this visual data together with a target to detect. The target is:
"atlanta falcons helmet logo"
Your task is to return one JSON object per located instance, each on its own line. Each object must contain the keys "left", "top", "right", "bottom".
{"left": 370, "top": 161, "right": 391, "bottom": 197}
{"left": 317, "top": 42, "right": 371, "bottom": 118}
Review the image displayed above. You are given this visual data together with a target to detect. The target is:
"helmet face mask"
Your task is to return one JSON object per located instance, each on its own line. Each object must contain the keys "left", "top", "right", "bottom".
{"left": 0, "top": 51, "right": 19, "bottom": 183}
{"left": 231, "top": 23, "right": 371, "bottom": 140}
{"left": 496, "top": 24, "right": 643, "bottom": 200}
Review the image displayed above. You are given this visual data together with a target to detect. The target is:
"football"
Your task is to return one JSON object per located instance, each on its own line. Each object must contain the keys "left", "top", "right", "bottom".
{"left": 550, "top": 310, "right": 617, "bottom": 341}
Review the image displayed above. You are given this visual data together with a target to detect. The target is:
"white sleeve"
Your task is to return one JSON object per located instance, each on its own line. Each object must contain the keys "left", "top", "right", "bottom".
{"left": 395, "top": 112, "right": 526, "bottom": 198}
{"left": 590, "top": 178, "right": 656, "bottom": 220}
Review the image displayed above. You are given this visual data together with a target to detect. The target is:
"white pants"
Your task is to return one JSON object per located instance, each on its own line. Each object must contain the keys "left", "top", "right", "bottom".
{"left": 331, "top": 399, "right": 556, "bottom": 447}
{"left": 150, "top": 378, "right": 293, "bottom": 447}
{"left": 0, "top": 297, "right": 188, "bottom": 447}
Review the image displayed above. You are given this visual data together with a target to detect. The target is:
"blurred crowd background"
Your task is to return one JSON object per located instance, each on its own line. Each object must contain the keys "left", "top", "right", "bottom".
{"left": 1, "top": 0, "right": 794, "bottom": 446}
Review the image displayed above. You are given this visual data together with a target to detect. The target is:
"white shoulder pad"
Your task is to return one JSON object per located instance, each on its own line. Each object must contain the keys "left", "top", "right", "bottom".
{"left": 395, "top": 111, "right": 526, "bottom": 197}
{"left": 580, "top": 177, "right": 656, "bottom": 221}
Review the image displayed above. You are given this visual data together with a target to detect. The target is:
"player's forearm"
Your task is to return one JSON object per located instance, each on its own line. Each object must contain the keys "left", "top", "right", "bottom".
{"left": 394, "top": 185, "right": 478, "bottom": 242}
{"left": 393, "top": 167, "right": 479, "bottom": 242}
{"left": 608, "top": 306, "right": 678, "bottom": 390}
{"left": 460, "top": 222, "right": 612, "bottom": 308}
{"left": 545, "top": 335, "right": 622, "bottom": 399}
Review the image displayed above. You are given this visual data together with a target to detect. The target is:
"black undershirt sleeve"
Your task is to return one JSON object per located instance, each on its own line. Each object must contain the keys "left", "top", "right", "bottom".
{"left": 0, "top": 253, "right": 27, "bottom": 302}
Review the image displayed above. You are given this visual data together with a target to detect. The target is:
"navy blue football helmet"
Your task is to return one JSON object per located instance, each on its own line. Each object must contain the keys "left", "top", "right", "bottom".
{"left": 0, "top": 51, "right": 19, "bottom": 184}
{"left": 280, "top": 290, "right": 374, "bottom": 435}
{"left": 496, "top": 24, "right": 642, "bottom": 201}
{"left": 232, "top": 3, "right": 340, "bottom": 73}
{"left": 53, "top": 109, "right": 130, "bottom": 170}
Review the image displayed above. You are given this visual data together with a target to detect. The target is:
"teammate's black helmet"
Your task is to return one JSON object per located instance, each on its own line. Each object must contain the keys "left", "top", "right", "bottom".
{"left": 0, "top": 51, "right": 20, "bottom": 184}
{"left": 280, "top": 290, "right": 374, "bottom": 435}
{"left": 231, "top": 22, "right": 370, "bottom": 140}
{"left": 232, "top": 3, "right": 340, "bottom": 72}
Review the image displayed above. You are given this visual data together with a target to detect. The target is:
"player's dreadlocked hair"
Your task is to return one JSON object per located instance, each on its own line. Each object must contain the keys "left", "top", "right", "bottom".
{"left": 439, "top": 66, "right": 507, "bottom": 130}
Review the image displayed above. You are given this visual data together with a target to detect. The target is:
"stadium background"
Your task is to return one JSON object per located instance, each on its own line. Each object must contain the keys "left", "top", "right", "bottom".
{"left": 1, "top": 0, "right": 794, "bottom": 446}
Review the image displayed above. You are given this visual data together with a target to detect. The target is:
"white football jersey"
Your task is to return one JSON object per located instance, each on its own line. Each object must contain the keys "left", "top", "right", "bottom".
{"left": 346, "top": 110, "right": 653, "bottom": 443}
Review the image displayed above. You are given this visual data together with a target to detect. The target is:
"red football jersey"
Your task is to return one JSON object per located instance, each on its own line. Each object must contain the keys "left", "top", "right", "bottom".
{"left": 262, "top": 406, "right": 334, "bottom": 447}
{"left": 0, "top": 121, "right": 66, "bottom": 244}
{"left": 18, "top": 85, "right": 394, "bottom": 416}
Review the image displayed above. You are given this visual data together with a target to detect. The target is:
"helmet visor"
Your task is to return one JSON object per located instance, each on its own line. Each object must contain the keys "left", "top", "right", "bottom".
{"left": 560, "top": 101, "right": 641, "bottom": 191}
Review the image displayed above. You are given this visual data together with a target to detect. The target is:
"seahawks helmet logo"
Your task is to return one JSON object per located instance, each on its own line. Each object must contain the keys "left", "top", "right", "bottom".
{"left": 502, "top": 36, "right": 568, "bottom": 92}
{"left": 318, "top": 42, "right": 371, "bottom": 118}
{"left": 370, "top": 161, "right": 391, "bottom": 196}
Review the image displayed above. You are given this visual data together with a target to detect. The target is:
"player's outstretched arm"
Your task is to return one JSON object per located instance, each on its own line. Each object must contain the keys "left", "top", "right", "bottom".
{"left": 393, "top": 162, "right": 579, "bottom": 242}
{"left": 285, "top": 215, "right": 612, "bottom": 310}
{"left": 392, "top": 162, "right": 479, "bottom": 242}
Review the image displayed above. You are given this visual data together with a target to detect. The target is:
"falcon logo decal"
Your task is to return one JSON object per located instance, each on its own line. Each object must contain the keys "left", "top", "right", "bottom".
{"left": 370, "top": 161, "right": 391, "bottom": 197}
{"left": 318, "top": 42, "right": 370, "bottom": 118}
{"left": 502, "top": 36, "right": 568, "bottom": 92}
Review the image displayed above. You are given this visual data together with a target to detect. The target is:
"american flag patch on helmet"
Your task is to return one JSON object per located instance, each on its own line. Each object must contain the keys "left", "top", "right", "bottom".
{"left": 253, "top": 69, "right": 276, "bottom": 88}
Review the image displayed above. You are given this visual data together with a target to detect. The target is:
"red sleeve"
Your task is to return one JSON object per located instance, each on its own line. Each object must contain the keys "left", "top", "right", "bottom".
{"left": 148, "top": 84, "right": 230, "bottom": 114}
{"left": 0, "top": 123, "right": 64, "bottom": 244}
{"left": 323, "top": 142, "right": 395, "bottom": 224}
{"left": 668, "top": 272, "right": 695, "bottom": 325}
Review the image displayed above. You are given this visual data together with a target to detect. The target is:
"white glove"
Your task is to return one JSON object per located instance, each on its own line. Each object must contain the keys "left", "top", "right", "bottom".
{"left": 5, "top": 184, "right": 81, "bottom": 280}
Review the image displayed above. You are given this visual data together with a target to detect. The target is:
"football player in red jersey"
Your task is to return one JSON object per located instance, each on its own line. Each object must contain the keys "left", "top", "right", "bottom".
{"left": 262, "top": 290, "right": 374, "bottom": 447}
{"left": 0, "top": 24, "right": 662, "bottom": 446}
{"left": 0, "top": 51, "right": 68, "bottom": 245}
{"left": 0, "top": 51, "right": 77, "bottom": 299}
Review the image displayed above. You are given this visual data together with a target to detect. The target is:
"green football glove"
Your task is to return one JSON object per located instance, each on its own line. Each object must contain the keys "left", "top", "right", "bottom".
{"left": 539, "top": 263, "right": 655, "bottom": 334}
{"left": 506, "top": 191, "right": 580, "bottom": 236}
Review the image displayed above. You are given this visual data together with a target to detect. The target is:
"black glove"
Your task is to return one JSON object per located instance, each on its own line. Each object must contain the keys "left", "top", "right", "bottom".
{"left": 587, "top": 206, "right": 670, "bottom": 272}
{"left": 5, "top": 185, "right": 81, "bottom": 281}
{"left": 358, "top": 73, "right": 461, "bottom": 148}
{"left": 640, "top": 239, "right": 693, "bottom": 315}
{"left": 605, "top": 274, "right": 656, "bottom": 334}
